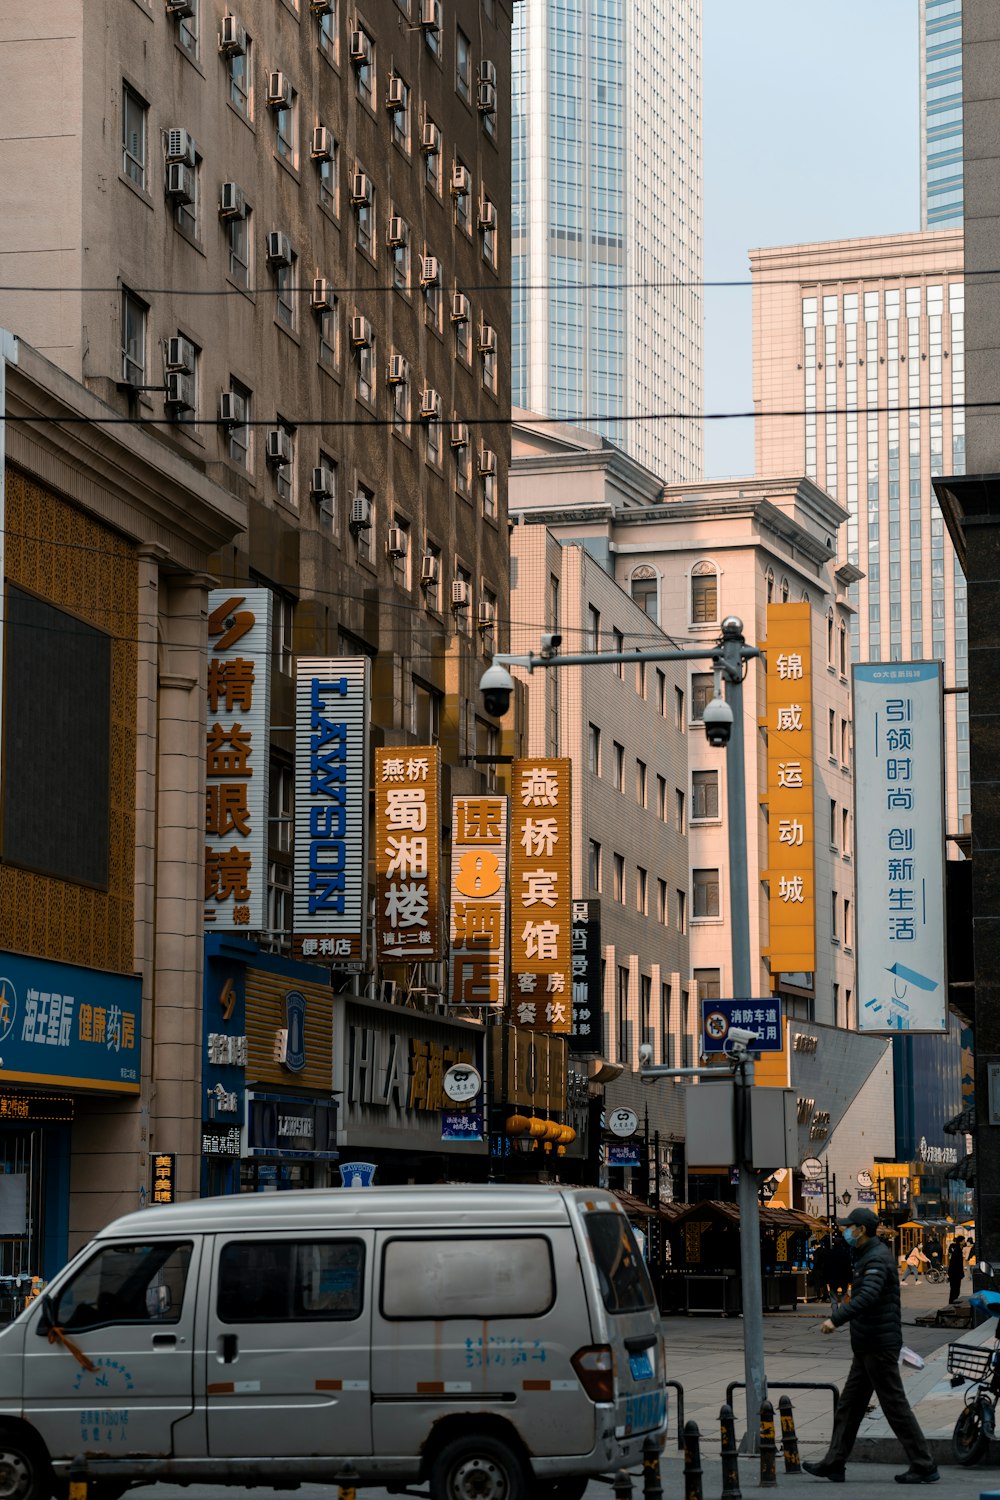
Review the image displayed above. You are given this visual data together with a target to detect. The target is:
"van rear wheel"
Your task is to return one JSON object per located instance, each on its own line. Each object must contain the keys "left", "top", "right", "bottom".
{"left": 430, "top": 1433, "right": 528, "bottom": 1500}
{"left": 0, "top": 1431, "right": 51, "bottom": 1500}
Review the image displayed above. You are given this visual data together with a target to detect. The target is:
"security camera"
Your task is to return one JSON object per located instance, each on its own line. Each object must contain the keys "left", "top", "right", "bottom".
{"left": 479, "top": 661, "right": 515, "bottom": 718}
{"left": 724, "top": 1026, "right": 759, "bottom": 1058}
{"left": 540, "top": 633, "right": 562, "bottom": 657}
{"left": 703, "top": 695, "right": 734, "bottom": 748}
{"left": 638, "top": 1043, "right": 653, "bottom": 1068}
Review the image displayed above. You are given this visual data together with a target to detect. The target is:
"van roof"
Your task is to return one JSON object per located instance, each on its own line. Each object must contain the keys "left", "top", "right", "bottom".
{"left": 98, "top": 1184, "right": 621, "bottom": 1238}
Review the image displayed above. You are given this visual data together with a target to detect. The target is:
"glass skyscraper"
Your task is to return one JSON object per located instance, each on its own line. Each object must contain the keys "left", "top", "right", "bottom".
{"left": 921, "top": 0, "right": 963, "bottom": 229}
{"left": 512, "top": 0, "right": 702, "bottom": 482}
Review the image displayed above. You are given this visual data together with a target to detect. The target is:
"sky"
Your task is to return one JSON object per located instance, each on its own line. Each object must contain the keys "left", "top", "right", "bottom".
{"left": 702, "top": 0, "right": 920, "bottom": 478}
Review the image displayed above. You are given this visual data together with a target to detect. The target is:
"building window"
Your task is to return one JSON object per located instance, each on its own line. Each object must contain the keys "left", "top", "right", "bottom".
{"left": 631, "top": 566, "right": 657, "bottom": 622}
{"left": 827, "top": 609, "right": 834, "bottom": 665}
{"left": 695, "top": 969, "right": 721, "bottom": 1002}
{"left": 122, "top": 84, "right": 147, "bottom": 188}
{"left": 318, "top": 4, "right": 339, "bottom": 63}
{"left": 780, "top": 576, "right": 790, "bottom": 603}
{"left": 316, "top": 451, "right": 338, "bottom": 532}
{"left": 656, "top": 669, "right": 666, "bottom": 715}
{"left": 356, "top": 483, "right": 376, "bottom": 564}
{"left": 839, "top": 622, "right": 847, "bottom": 674}
{"left": 589, "top": 838, "right": 602, "bottom": 892}
{"left": 636, "top": 660, "right": 646, "bottom": 698}
{"left": 636, "top": 759, "right": 647, "bottom": 807}
{"left": 828, "top": 709, "right": 836, "bottom": 757}
{"left": 636, "top": 867, "right": 648, "bottom": 916}
{"left": 390, "top": 514, "right": 411, "bottom": 588}
{"left": 454, "top": 158, "right": 471, "bottom": 233}
{"left": 691, "top": 769, "right": 719, "bottom": 821}
{"left": 456, "top": 26, "right": 472, "bottom": 101}
{"left": 613, "top": 741, "right": 624, "bottom": 792}
{"left": 831, "top": 889, "right": 839, "bottom": 941}
{"left": 266, "top": 861, "right": 293, "bottom": 952}
{"left": 411, "top": 679, "right": 441, "bottom": 742}
{"left": 588, "top": 724, "right": 601, "bottom": 774}
{"left": 841, "top": 718, "right": 850, "bottom": 765}
{"left": 273, "top": 421, "right": 295, "bottom": 505}
{"left": 693, "top": 868, "right": 720, "bottom": 920}
{"left": 766, "top": 567, "right": 774, "bottom": 603}
{"left": 356, "top": 329, "right": 375, "bottom": 405}
{"left": 657, "top": 879, "right": 668, "bottom": 926}
{"left": 425, "top": 117, "right": 442, "bottom": 192}
{"left": 422, "top": 539, "right": 441, "bottom": 610}
{"left": 275, "top": 87, "right": 298, "bottom": 166}
{"left": 844, "top": 898, "right": 852, "bottom": 950}
{"left": 454, "top": 290, "right": 472, "bottom": 361}
{"left": 674, "top": 788, "right": 685, "bottom": 833}
{"left": 674, "top": 685, "right": 684, "bottom": 728}
{"left": 354, "top": 24, "right": 375, "bottom": 107}
{"left": 173, "top": 148, "right": 200, "bottom": 238}
{"left": 390, "top": 77, "right": 411, "bottom": 153}
{"left": 426, "top": 413, "right": 442, "bottom": 468}
{"left": 676, "top": 890, "right": 687, "bottom": 934}
{"left": 660, "top": 982, "right": 673, "bottom": 1065}
{"left": 587, "top": 604, "right": 601, "bottom": 653}
{"left": 318, "top": 302, "right": 339, "bottom": 369}
{"left": 356, "top": 179, "right": 375, "bottom": 255}
{"left": 690, "top": 561, "right": 718, "bottom": 624}
{"left": 273, "top": 593, "right": 294, "bottom": 676}
{"left": 656, "top": 774, "right": 666, "bottom": 821}
{"left": 276, "top": 257, "right": 297, "bottom": 331}
{"left": 228, "top": 34, "right": 252, "bottom": 117}
{"left": 842, "top": 807, "right": 850, "bottom": 855}
{"left": 475, "top": 717, "right": 499, "bottom": 789}
{"left": 829, "top": 798, "right": 837, "bottom": 847}
{"left": 454, "top": 564, "right": 472, "bottom": 633}
{"left": 616, "top": 966, "right": 630, "bottom": 1060}
{"left": 482, "top": 344, "right": 497, "bottom": 394}
{"left": 483, "top": 470, "right": 497, "bottom": 520}
{"left": 268, "top": 761, "right": 294, "bottom": 857}
{"left": 613, "top": 853, "right": 625, "bottom": 904}
{"left": 691, "top": 673, "right": 714, "bottom": 720}
{"left": 227, "top": 378, "right": 251, "bottom": 469}
{"left": 391, "top": 355, "right": 410, "bottom": 433}
{"left": 177, "top": 0, "right": 199, "bottom": 58}
{"left": 480, "top": 197, "right": 497, "bottom": 268}
{"left": 640, "top": 975, "right": 652, "bottom": 1042}
{"left": 612, "top": 628, "right": 624, "bottom": 679}
{"left": 480, "top": 585, "right": 497, "bottom": 656}
{"left": 227, "top": 206, "right": 251, "bottom": 287}
{"left": 319, "top": 143, "right": 340, "bottom": 216}
{"left": 120, "top": 287, "right": 147, "bottom": 385}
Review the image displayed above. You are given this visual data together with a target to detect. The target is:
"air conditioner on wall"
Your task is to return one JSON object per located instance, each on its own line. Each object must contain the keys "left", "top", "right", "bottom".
{"left": 219, "top": 182, "right": 245, "bottom": 219}
{"left": 310, "top": 466, "right": 335, "bottom": 499}
{"left": 451, "top": 292, "right": 470, "bottom": 323}
{"left": 421, "top": 121, "right": 440, "bottom": 154}
{"left": 387, "top": 527, "right": 408, "bottom": 558}
{"left": 451, "top": 580, "right": 470, "bottom": 609}
{"left": 310, "top": 126, "right": 333, "bottom": 161}
{"left": 387, "top": 217, "right": 407, "bottom": 248}
{"left": 421, "top": 554, "right": 440, "bottom": 585}
{"left": 165, "top": 163, "right": 195, "bottom": 203}
{"left": 165, "top": 128, "right": 196, "bottom": 166}
{"left": 266, "top": 231, "right": 293, "bottom": 266}
{"left": 219, "top": 16, "right": 246, "bottom": 55}
{"left": 387, "top": 354, "right": 408, "bottom": 385}
{"left": 420, "top": 0, "right": 441, "bottom": 30}
{"left": 311, "top": 277, "right": 333, "bottom": 311}
{"left": 350, "top": 314, "right": 372, "bottom": 347}
{"left": 266, "top": 71, "right": 290, "bottom": 107}
{"left": 478, "top": 599, "right": 496, "bottom": 628}
{"left": 450, "top": 163, "right": 470, "bottom": 196}
{"left": 165, "top": 336, "right": 195, "bottom": 373}
{"left": 420, "top": 388, "right": 441, "bottom": 420}
{"left": 351, "top": 172, "right": 371, "bottom": 205}
{"left": 450, "top": 422, "right": 469, "bottom": 449}
{"left": 165, "top": 372, "right": 194, "bottom": 410}
{"left": 219, "top": 391, "right": 245, "bottom": 426}
{"left": 349, "top": 29, "right": 370, "bottom": 65}
{"left": 386, "top": 77, "right": 406, "bottom": 111}
{"left": 266, "top": 428, "right": 292, "bottom": 465}
{"left": 478, "top": 447, "right": 497, "bottom": 477}
{"left": 420, "top": 256, "right": 440, "bottom": 287}
{"left": 351, "top": 494, "right": 373, "bottom": 530}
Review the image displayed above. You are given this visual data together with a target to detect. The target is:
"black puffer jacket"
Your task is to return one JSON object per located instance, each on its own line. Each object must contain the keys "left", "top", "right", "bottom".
{"left": 830, "top": 1235, "right": 902, "bottom": 1353}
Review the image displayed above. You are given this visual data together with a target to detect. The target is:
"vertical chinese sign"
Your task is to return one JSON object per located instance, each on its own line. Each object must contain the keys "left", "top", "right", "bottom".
{"left": 293, "top": 658, "right": 370, "bottom": 962}
{"left": 375, "top": 746, "right": 442, "bottom": 961}
{"left": 449, "top": 795, "right": 508, "bottom": 1007}
{"left": 764, "top": 603, "right": 816, "bottom": 976}
{"left": 205, "top": 590, "right": 273, "bottom": 932}
{"left": 854, "top": 663, "right": 946, "bottom": 1032}
{"left": 570, "top": 899, "right": 602, "bottom": 1054}
{"left": 510, "top": 758, "right": 572, "bottom": 1033}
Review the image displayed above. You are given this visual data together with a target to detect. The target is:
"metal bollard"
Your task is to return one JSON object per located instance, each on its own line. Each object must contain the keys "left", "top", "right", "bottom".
{"left": 778, "top": 1394, "right": 801, "bottom": 1474}
{"left": 758, "top": 1400, "right": 778, "bottom": 1489}
{"left": 68, "top": 1457, "right": 87, "bottom": 1500}
{"left": 337, "top": 1487, "right": 355, "bottom": 1500}
{"left": 682, "top": 1420, "right": 703, "bottom": 1500}
{"left": 642, "top": 1435, "right": 663, "bottom": 1500}
{"left": 613, "top": 1470, "right": 633, "bottom": 1500}
{"left": 718, "top": 1403, "right": 742, "bottom": 1500}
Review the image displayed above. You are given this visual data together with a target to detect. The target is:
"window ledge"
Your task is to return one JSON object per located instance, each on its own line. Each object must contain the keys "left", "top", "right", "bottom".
{"left": 226, "top": 273, "right": 255, "bottom": 304}
{"left": 274, "top": 317, "right": 302, "bottom": 347}
{"left": 226, "top": 100, "right": 256, "bottom": 133}
{"left": 118, "top": 173, "right": 154, "bottom": 208}
{"left": 173, "top": 221, "right": 206, "bottom": 258}
{"left": 274, "top": 151, "right": 301, "bottom": 184}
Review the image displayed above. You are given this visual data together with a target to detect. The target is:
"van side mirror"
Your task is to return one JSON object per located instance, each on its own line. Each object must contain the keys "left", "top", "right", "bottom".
{"left": 146, "top": 1283, "right": 172, "bottom": 1318}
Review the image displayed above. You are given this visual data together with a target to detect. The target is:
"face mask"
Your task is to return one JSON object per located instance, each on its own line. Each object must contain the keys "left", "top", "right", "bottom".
{"left": 843, "top": 1227, "right": 858, "bottom": 1246}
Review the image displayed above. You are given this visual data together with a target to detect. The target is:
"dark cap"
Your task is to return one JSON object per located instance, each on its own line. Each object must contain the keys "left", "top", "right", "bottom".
{"left": 838, "top": 1207, "right": 879, "bottom": 1233}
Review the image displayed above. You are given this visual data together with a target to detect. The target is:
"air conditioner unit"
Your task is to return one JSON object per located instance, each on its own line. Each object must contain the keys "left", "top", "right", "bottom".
{"left": 311, "top": 277, "right": 333, "bottom": 311}
{"left": 219, "top": 182, "right": 245, "bottom": 219}
{"left": 421, "top": 121, "right": 440, "bottom": 155}
{"left": 351, "top": 494, "right": 373, "bottom": 530}
{"left": 386, "top": 76, "right": 406, "bottom": 111}
{"left": 478, "top": 599, "right": 496, "bottom": 629}
{"left": 266, "top": 71, "right": 290, "bottom": 107}
{"left": 164, "top": 371, "right": 195, "bottom": 410}
{"left": 219, "top": 15, "right": 247, "bottom": 54}
{"left": 420, "top": 387, "right": 441, "bottom": 420}
{"left": 421, "top": 553, "right": 440, "bottom": 585}
{"left": 165, "top": 128, "right": 196, "bottom": 166}
{"left": 477, "top": 81, "right": 497, "bottom": 114}
{"left": 420, "top": 256, "right": 440, "bottom": 287}
{"left": 266, "top": 231, "right": 293, "bottom": 267}
{"left": 450, "top": 292, "right": 470, "bottom": 323}
{"left": 451, "top": 580, "right": 470, "bottom": 610}
{"left": 478, "top": 447, "right": 497, "bottom": 477}
{"left": 165, "top": 162, "right": 195, "bottom": 204}
{"left": 350, "top": 171, "right": 371, "bottom": 205}
{"left": 350, "top": 314, "right": 372, "bottom": 347}
{"left": 310, "top": 465, "right": 335, "bottom": 499}
{"left": 479, "top": 59, "right": 497, "bottom": 85}
{"left": 165, "top": 335, "right": 195, "bottom": 373}
{"left": 219, "top": 391, "right": 245, "bottom": 427}
{"left": 310, "top": 126, "right": 333, "bottom": 161}
{"left": 478, "top": 200, "right": 497, "bottom": 231}
{"left": 478, "top": 323, "right": 497, "bottom": 354}
{"left": 349, "top": 29, "right": 370, "bottom": 65}
{"left": 387, "top": 527, "right": 408, "bottom": 558}
{"left": 450, "top": 422, "right": 469, "bottom": 449}
{"left": 420, "top": 0, "right": 441, "bottom": 30}
{"left": 266, "top": 428, "right": 292, "bottom": 465}
{"left": 387, "top": 354, "right": 408, "bottom": 385}
{"left": 450, "top": 163, "right": 470, "bottom": 196}
{"left": 309, "top": 0, "right": 333, "bottom": 13}
{"left": 165, "top": 0, "right": 195, "bottom": 16}
{"left": 386, "top": 216, "right": 407, "bottom": 248}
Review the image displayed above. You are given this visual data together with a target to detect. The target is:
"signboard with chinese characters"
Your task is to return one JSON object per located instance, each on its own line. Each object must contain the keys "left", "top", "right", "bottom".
{"left": 570, "top": 899, "right": 602, "bottom": 1055}
{"left": 764, "top": 603, "right": 816, "bottom": 974}
{"left": 203, "top": 946, "right": 247, "bottom": 1128}
{"left": 449, "top": 795, "right": 509, "bottom": 1008}
{"left": 245, "top": 967, "right": 334, "bottom": 1091}
{"left": 442, "top": 1110, "right": 484, "bottom": 1142}
{"left": 201, "top": 1124, "right": 241, "bottom": 1158}
{"left": 854, "top": 663, "right": 946, "bottom": 1032}
{"left": 0, "top": 951, "right": 140, "bottom": 1093}
{"left": 293, "top": 658, "right": 370, "bottom": 962}
{"left": 606, "top": 1143, "right": 642, "bottom": 1168}
{"left": 151, "top": 1153, "right": 176, "bottom": 1205}
{"left": 375, "top": 746, "right": 441, "bottom": 961}
{"left": 702, "top": 998, "right": 783, "bottom": 1053}
{"left": 204, "top": 590, "right": 273, "bottom": 933}
{"left": 491, "top": 1026, "right": 567, "bottom": 1112}
{"left": 509, "top": 758, "right": 572, "bottom": 1033}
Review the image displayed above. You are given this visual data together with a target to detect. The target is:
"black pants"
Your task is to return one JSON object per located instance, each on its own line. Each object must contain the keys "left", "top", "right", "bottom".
{"left": 825, "top": 1347, "right": 934, "bottom": 1470}
{"left": 949, "top": 1272, "right": 963, "bottom": 1302}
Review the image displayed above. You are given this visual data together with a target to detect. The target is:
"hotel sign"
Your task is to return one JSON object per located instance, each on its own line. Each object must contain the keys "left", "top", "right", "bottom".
{"left": 449, "top": 795, "right": 509, "bottom": 1008}
{"left": 509, "top": 758, "right": 572, "bottom": 1033}
{"left": 764, "top": 603, "right": 816, "bottom": 974}
{"left": 375, "top": 746, "right": 442, "bottom": 961}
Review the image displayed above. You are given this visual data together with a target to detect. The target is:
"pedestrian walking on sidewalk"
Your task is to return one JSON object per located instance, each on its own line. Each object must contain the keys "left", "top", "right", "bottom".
{"left": 900, "top": 1243, "right": 928, "bottom": 1283}
{"left": 827, "top": 1232, "right": 852, "bottom": 1313}
{"left": 948, "top": 1236, "right": 965, "bottom": 1303}
{"left": 802, "top": 1208, "right": 939, "bottom": 1487}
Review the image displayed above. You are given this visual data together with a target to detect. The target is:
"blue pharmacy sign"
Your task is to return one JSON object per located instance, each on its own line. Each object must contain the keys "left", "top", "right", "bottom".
{"left": 0, "top": 952, "right": 141, "bottom": 1093}
{"left": 701, "top": 998, "right": 783, "bottom": 1053}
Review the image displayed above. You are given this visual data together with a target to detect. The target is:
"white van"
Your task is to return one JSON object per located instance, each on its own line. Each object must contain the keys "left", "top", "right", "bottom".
{"left": 0, "top": 1185, "right": 666, "bottom": 1500}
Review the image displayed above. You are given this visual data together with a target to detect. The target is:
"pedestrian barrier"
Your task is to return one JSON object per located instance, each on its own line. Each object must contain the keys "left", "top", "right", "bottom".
{"left": 641, "top": 1435, "right": 663, "bottom": 1500}
{"left": 718, "top": 1402, "right": 742, "bottom": 1500}
{"left": 682, "top": 1420, "right": 703, "bottom": 1500}
{"left": 68, "top": 1457, "right": 87, "bottom": 1500}
{"left": 337, "top": 1485, "right": 355, "bottom": 1500}
{"left": 613, "top": 1468, "right": 633, "bottom": 1500}
{"left": 725, "top": 1378, "right": 840, "bottom": 1429}
{"left": 666, "top": 1377, "right": 686, "bottom": 1450}
{"left": 758, "top": 1400, "right": 777, "bottom": 1489}
{"left": 777, "top": 1394, "right": 801, "bottom": 1474}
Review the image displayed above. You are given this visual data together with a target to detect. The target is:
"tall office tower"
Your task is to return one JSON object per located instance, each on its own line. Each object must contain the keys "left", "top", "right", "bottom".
{"left": 752, "top": 230, "right": 969, "bottom": 843}
{"left": 921, "top": 0, "right": 964, "bottom": 229}
{"left": 511, "top": 0, "right": 703, "bottom": 482}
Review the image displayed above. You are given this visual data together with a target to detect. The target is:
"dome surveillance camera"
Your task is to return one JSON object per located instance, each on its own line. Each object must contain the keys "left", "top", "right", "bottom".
{"left": 479, "top": 661, "right": 515, "bottom": 718}
{"left": 702, "top": 695, "right": 734, "bottom": 748}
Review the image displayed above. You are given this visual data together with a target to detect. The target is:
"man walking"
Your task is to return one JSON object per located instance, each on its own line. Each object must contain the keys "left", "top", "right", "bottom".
{"left": 803, "top": 1208, "right": 939, "bottom": 1486}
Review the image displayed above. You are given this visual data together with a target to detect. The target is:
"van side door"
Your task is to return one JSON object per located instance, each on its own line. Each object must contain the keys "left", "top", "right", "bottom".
{"left": 205, "top": 1231, "right": 373, "bottom": 1459}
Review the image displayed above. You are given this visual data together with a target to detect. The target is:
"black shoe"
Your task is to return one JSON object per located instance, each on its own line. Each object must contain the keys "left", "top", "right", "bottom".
{"left": 803, "top": 1460, "right": 846, "bottom": 1482}
{"left": 894, "top": 1468, "right": 940, "bottom": 1485}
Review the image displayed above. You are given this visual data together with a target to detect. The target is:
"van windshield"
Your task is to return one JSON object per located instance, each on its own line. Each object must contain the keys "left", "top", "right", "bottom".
{"left": 585, "top": 1212, "right": 655, "bottom": 1313}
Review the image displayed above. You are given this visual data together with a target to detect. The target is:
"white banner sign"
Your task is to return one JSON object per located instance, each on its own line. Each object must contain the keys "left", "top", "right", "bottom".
{"left": 293, "top": 657, "right": 370, "bottom": 962}
{"left": 854, "top": 662, "right": 946, "bottom": 1032}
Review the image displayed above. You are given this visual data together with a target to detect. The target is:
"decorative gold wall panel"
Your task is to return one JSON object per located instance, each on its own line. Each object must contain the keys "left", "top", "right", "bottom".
{"left": 0, "top": 468, "right": 137, "bottom": 974}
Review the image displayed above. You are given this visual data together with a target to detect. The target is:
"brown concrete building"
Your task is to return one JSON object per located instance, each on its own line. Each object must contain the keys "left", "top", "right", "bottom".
{"left": 0, "top": 0, "right": 512, "bottom": 1246}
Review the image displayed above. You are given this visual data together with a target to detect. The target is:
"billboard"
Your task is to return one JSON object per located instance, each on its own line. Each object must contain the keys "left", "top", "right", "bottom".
{"left": 204, "top": 590, "right": 273, "bottom": 932}
{"left": 570, "top": 899, "right": 603, "bottom": 1054}
{"left": 293, "top": 658, "right": 370, "bottom": 962}
{"left": 0, "top": 952, "right": 141, "bottom": 1093}
{"left": 375, "top": 746, "right": 442, "bottom": 962}
{"left": 449, "top": 795, "right": 508, "bottom": 1008}
{"left": 854, "top": 663, "right": 946, "bottom": 1032}
{"left": 509, "top": 758, "right": 572, "bottom": 1033}
{"left": 764, "top": 603, "right": 816, "bottom": 974}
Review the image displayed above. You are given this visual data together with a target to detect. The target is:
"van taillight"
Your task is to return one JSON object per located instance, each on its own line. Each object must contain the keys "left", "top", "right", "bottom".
{"left": 572, "top": 1344, "right": 615, "bottom": 1403}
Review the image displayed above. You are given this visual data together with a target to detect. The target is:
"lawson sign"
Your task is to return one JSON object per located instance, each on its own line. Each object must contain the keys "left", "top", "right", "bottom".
{"left": 0, "top": 952, "right": 141, "bottom": 1093}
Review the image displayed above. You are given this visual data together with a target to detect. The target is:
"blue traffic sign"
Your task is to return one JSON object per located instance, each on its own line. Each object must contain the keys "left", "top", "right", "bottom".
{"left": 701, "top": 998, "right": 783, "bottom": 1053}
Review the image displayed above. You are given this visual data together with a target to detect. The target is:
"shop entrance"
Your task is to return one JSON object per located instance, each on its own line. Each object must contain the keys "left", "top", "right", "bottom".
{"left": 0, "top": 1128, "right": 44, "bottom": 1317}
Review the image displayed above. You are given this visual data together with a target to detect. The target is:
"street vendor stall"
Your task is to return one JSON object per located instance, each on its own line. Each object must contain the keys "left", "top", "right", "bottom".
{"left": 661, "top": 1199, "right": 813, "bottom": 1315}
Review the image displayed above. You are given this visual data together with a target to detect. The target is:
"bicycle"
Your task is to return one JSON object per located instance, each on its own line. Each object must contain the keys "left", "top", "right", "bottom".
{"left": 948, "top": 1333, "right": 1000, "bottom": 1464}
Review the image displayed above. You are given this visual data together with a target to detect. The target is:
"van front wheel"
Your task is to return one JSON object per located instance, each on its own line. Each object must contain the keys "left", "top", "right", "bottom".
{"left": 0, "top": 1431, "right": 51, "bottom": 1500}
{"left": 430, "top": 1434, "right": 528, "bottom": 1500}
